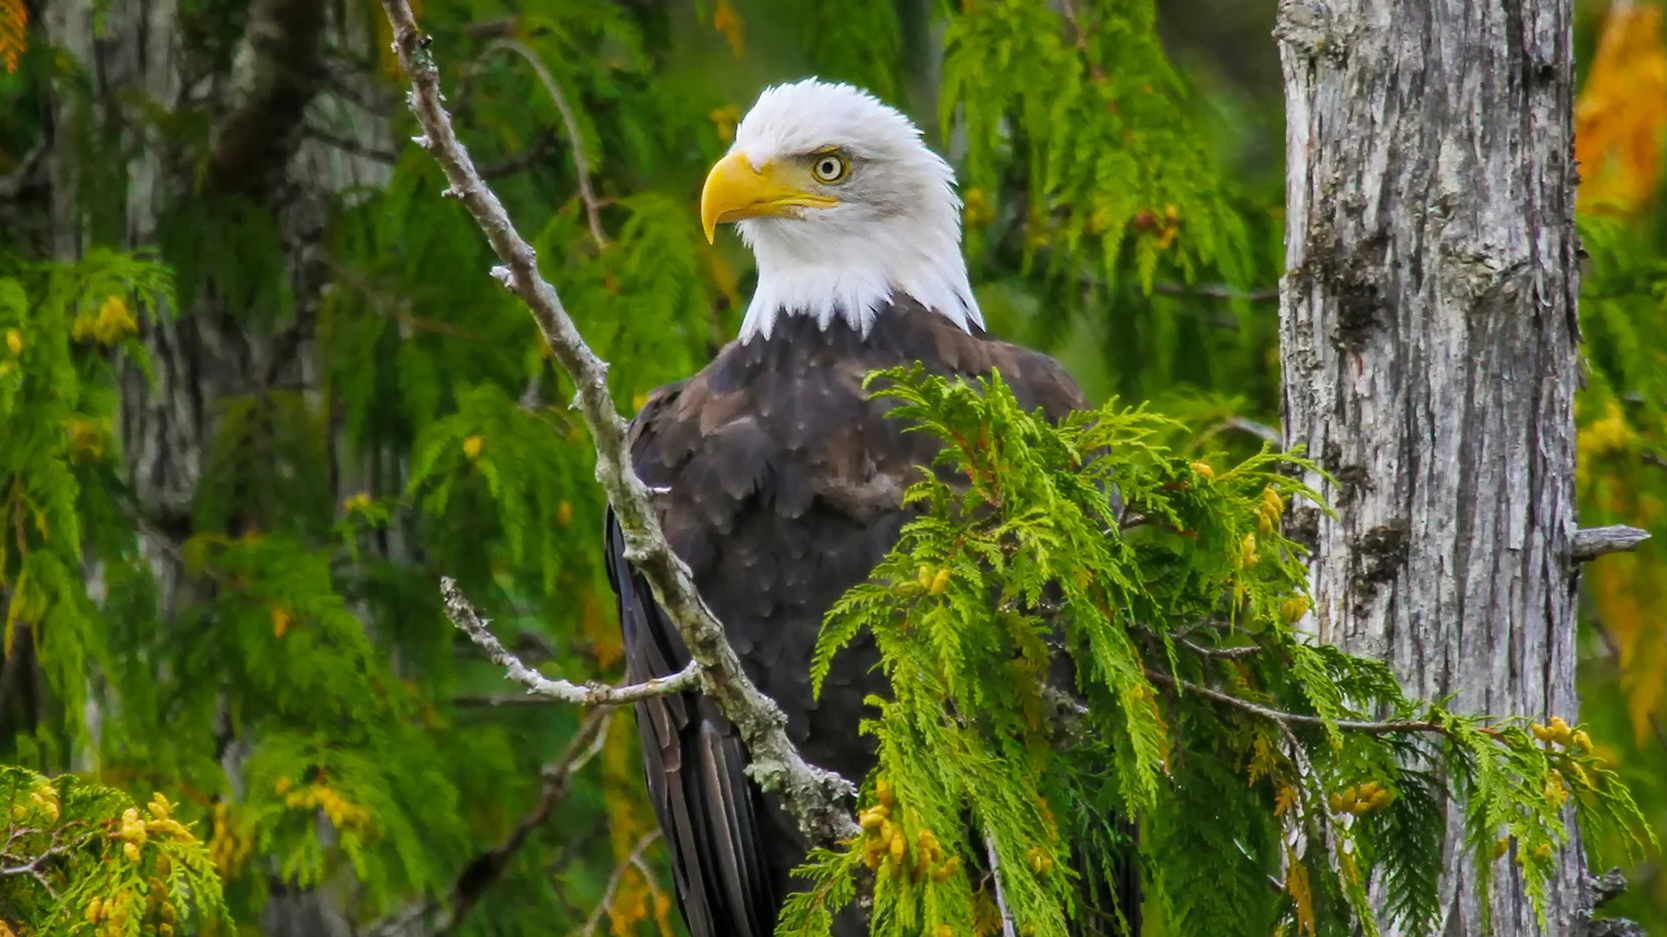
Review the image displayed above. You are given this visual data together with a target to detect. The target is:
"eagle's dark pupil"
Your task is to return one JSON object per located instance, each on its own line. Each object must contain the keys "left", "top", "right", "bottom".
{"left": 820, "top": 160, "right": 836, "bottom": 177}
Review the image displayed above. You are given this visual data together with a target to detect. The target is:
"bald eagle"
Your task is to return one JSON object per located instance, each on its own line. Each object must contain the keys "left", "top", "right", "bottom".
{"left": 604, "top": 79, "right": 1133, "bottom": 937}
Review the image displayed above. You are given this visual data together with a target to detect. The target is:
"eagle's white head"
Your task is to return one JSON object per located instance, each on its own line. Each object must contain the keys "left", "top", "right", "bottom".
{"left": 700, "top": 78, "right": 983, "bottom": 344}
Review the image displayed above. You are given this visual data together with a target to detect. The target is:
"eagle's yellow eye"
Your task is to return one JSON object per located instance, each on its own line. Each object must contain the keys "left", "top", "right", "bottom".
{"left": 810, "top": 152, "right": 851, "bottom": 184}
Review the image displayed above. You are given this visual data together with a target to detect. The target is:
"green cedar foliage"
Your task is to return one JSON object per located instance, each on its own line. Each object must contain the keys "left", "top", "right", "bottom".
{"left": 780, "top": 367, "right": 1655, "bottom": 937}
{"left": 945, "top": 0, "right": 1249, "bottom": 294}
{"left": 0, "top": 250, "right": 169, "bottom": 748}
{"left": 0, "top": 767, "right": 226, "bottom": 937}
{"left": 940, "top": 0, "right": 1280, "bottom": 410}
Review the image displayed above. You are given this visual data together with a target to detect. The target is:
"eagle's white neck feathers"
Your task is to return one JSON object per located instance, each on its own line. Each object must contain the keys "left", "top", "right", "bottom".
{"left": 726, "top": 80, "right": 982, "bottom": 343}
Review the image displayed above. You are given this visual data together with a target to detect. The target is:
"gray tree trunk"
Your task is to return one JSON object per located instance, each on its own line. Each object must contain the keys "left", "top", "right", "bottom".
{"left": 40, "top": 0, "right": 390, "bottom": 933}
{"left": 1274, "top": 0, "right": 1588, "bottom": 934}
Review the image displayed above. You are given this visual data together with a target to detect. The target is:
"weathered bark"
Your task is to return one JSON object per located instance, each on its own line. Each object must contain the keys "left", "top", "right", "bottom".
{"left": 1275, "top": 0, "right": 1587, "bottom": 934}
{"left": 40, "top": 0, "right": 390, "bottom": 932}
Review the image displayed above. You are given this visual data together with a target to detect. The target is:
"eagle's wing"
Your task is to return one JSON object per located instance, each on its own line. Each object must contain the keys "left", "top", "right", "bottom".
{"left": 604, "top": 385, "right": 784, "bottom": 937}
{"left": 605, "top": 510, "right": 781, "bottom": 937}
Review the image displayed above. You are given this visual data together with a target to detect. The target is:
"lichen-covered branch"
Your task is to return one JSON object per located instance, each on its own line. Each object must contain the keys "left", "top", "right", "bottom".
{"left": 442, "top": 577, "right": 701, "bottom": 705}
{"left": 984, "top": 832, "right": 1019, "bottom": 937}
{"left": 378, "top": 0, "right": 859, "bottom": 845}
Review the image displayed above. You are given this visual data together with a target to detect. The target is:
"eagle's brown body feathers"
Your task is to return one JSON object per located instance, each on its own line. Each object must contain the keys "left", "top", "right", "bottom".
{"left": 604, "top": 299, "right": 1086, "bottom": 937}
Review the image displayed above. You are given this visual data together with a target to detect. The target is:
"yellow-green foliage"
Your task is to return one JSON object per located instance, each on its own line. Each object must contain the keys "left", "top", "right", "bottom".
{"left": 781, "top": 368, "right": 1654, "bottom": 937}
{"left": 0, "top": 766, "right": 225, "bottom": 936}
{"left": 0, "top": 250, "right": 169, "bottom": 745}
{"left": 944, "top": 0, "right": 1250, "bottom": 292}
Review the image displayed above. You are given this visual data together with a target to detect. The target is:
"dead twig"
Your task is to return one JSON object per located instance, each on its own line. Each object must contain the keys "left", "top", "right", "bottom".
{"left": 481, "top": 38, "right": 608, "bottom": 250}
{"left": 443, "top": 578, "right": 700, "bottom": 705}
{"left": 577, "top": 832, "right": 663, "bottom": 937}
{"left": 436, "top": 709, "right": 614, "bottom": 935}
{"left": 1144, "top": 669, "right": 1451, "bottom": 738}
{"left": 1571, "top": 525, "right": 1651, "bottom": 562}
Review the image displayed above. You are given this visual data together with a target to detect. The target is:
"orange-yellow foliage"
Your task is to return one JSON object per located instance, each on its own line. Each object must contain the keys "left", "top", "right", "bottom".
{"left": 0, "top": 0, "right": 26, "bottom": 74}
{"left": 579, "top": 587, "right": 623, "bottom": 670}
{"left": 1590, "top": 552, "right": 1667, "bottom": 745}
{"left": 1576, "top": 1, "right": 1667, "bottom": 214}
{"left": 711, "top": 0, "right": 745, "bottom": 57}
{"left": 600, "top": 716, "right": 671, "bottom": 932}
{"left": 1577, "top": 396, "right": 1667, "bottom": 743}
{"left": 1287, "top": 845, "right": 1317, "bottom": 936}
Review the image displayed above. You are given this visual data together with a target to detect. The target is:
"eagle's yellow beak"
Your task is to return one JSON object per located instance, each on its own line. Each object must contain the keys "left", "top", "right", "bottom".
{"left": 700, "top": 151, "right": 839, "bottom": 244}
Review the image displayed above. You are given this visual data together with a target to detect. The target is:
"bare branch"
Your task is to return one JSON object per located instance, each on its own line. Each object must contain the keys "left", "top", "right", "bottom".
{"left": 1152, "top": 283, "right": 1280, "bottom": 302}
{"left": 379, "top": 0, "right": 858, "bottom": 846}
{"left": 1589, "top": 867, "right": 1629, "bottom": 909}
{"left": 305, "top": 125, "right": 401, "bottom": 164}
{"left": 1144, "top": 669, "right": 1451, "bottom": 738}
{"left": 1571, "top": 525, "right": 1651, "bottom": 562}
{"left": 442, "top": 578, "right": 700, "bottom": 705}
{"left": 0, "top": 820, "right": 103, "bottom": 897}
{"left": 579, "top": 832, "right": 663, "bottom": 937}
{"left": 450, "top": 694, "right": 561, "bottom": 708}
{"left": 1205, "top": 416, "right": 1283, "bottom": 446}
{"left": 481, "top": 38, "right": 607, "bottom": 249}
{"left": 479, "top": 131, "right": 561, "bottom": 181}
{"left": 0, "top": 140, "right": 44, "bottom": 202}
{"left": 322, "top": 256, "right": 488, "bottom": 341}
{"left": 363, "top": 711, "right": 616, "bottom": 937}
{"left": 1181, "top": 638, "right": 1263, "bottom": 659}
{"left": 463, "top": 17, "right": 520, "bottom": 41}
{"left": 984, "top": 832, "right": 1019, "bottom": 937}
{"left": 437, "top": 710, "right": 613, "bottom": 934}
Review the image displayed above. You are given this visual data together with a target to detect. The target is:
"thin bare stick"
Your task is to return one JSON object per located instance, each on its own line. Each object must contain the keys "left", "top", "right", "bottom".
{"left": 437, "top": 710, "right": 614, "bottom": 934}
{"left": 378, "top": 0, "right": 858, "bottom": 846}
{"left": 443, "top": 578, "right": 699, "bottom": 704}
{"left": 577, "top": 832, "right": 662, "bottom": 937}
{"left": 483, "top": 38, "right": 607, "bottom": 249}
{"left": 1203, "top": 415, "right": 1283, "bottom": 446}
{"left": 364, "top": 713, "right": 614, "bottom": 937}
{"left": 1145, "top": 669, "right": 1449, "bottom": 737}
{"left": 984, "top": 832, "right": 1019, "bottom": 937}
{"left": 1181, "top": 637, "right": 1262, "bottom": 659}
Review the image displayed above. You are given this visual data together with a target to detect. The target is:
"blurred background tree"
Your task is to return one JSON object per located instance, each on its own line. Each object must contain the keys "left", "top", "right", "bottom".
{"left": 0, "top": 0, "right": 1659, "bottom": 933}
